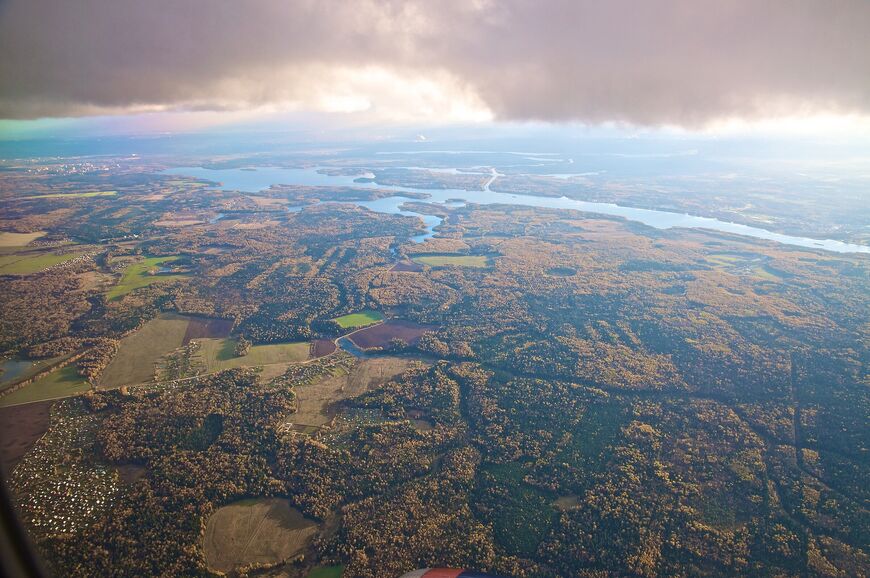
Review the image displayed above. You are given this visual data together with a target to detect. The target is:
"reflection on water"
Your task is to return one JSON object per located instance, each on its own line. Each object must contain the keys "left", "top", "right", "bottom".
{"left": 161, "top": 166, "right": 870, "bottom": 254}
{"left": 336, "top": 337, "right": 369, "bottom": 358}
{"left": 0, "top": 359, "right": 35, "bottom": 384}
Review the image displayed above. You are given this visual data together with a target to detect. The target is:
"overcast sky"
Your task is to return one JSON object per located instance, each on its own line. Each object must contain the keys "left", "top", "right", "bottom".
{"left": 1, "top": 0, "right": 869, "bottom": 132}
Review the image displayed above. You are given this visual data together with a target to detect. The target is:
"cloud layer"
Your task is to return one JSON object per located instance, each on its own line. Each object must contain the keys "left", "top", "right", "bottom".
{"left": 1, "top": 0, "right": 868, "bottom": 126}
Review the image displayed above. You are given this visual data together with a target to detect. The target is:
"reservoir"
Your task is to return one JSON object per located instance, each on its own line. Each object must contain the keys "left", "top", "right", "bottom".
{"left": 162, "top": 166, "right": 870, "bottom": 254}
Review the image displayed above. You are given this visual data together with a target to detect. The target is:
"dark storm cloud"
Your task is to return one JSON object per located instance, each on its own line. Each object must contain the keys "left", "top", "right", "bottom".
{"left": 1, "top": 0, "right": 868, "bottom": 126}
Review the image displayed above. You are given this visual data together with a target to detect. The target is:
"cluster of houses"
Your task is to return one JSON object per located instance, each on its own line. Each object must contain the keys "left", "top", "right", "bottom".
{"left": 11, "top": 401, "right": 119, "bottom": 536}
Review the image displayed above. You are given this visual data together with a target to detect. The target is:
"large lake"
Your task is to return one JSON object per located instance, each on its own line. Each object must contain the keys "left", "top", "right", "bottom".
{"left": 162, "top": 166, "right": 870, "bottom": 254}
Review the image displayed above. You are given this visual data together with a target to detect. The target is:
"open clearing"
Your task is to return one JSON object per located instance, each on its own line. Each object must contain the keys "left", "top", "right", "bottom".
{"left": 203, "top": 498, "right": 319, "bottom": 573}
{"left": 546, "top": 266, "right": 577, "bottom": 277}
{"left": 248, "top": 195, "right": 291, "bottom": 207}
{"left": 0, "top": 250, "right": 85, "bottom": 275}
{"left": 705, "top": 253, "right": 782, "bottom": 282}
{"left": 706, "top": 253, "right": 746, "bottom": 267}
{"left": 0, "top": 367, "right": 89, "bottom": 407}
{"left": 553, "top": 495, "right": 581, "bottom": 511}
{"left": 348, "top": 320, "right": 435, "bottom": 349}
{"left": 290, "top": 357, "right": 411, "bottom": 428}
{"left": 391, "top": 260, "right": 424, "bottom": 272}
{"left": 75, "top": 270, "right": 115, "bottom": 291}
{"left": 23, "top": 191, "right": 117, "bottom": 199}
{"left": 100, "top": 314, "right": 191, "bottom": 386}
{"left": 752, "top": 266, "right": 782, "bottom": 282}
{"left": 107, "top": 255, "right": 188, "bottom": 299}
{"left": 411, "top": 254, "right": 490, "bottom": 268}
{"left": 332, "top": 310, "right": 383, "bottom": 329}
{"left": 195, "top": 338, "right": 310, "bottom": 372}
{"left": 114, "top": 463, "right": 147, "bottom": 485}
{"left": 0, "top": 231, "right": 45, "bottom": 247}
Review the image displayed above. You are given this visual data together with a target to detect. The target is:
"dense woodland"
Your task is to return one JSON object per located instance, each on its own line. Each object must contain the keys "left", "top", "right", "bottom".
{"left": 0, "top": 160, "right": 867, "bottom": 577}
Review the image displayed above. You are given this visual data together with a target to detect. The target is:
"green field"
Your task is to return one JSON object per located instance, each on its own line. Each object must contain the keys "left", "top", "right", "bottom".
{"left": 196, "top": 338, "right": 310, "bottom": 372}
{"left": 752, "top": 266, "right": 782, "bottom": 282}
{"left": 107, "top": 256, "right": 188, "bottom": 299}
{"left": 411, "top": 254, "right": 490, "bottom": 268}
{"left": 332, "top": 310, "right": 383, "bottom": 329}
{"left": 706, "top": 253, "right": 743, "bottom": 266}
{"left": 0, "top": 366, "right": 89, "bottom": 407}
{"left": 100, "top": 315, "right": 192, "bottom": 386}
{"left": 24, "top": 191, "right": 117, "bottom": 199}
{"left": 706, "top": 253, "right": 781, "bottom": 282}
{"left": 0, "top": 231, "right": 45, "bottom": 247}
{"left": 308, "top": 566, "right": 344, "bottom": 578}
{"left": 0, "top": 251, "right": 85, "bottom": 275}
{"left": 165, "top": 180, "right": 207, "bottom": 187}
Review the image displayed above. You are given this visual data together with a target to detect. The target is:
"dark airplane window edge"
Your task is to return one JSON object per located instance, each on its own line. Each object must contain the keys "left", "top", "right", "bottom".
{"left": 1, "top": 468, "right": 48, "bottom": 578}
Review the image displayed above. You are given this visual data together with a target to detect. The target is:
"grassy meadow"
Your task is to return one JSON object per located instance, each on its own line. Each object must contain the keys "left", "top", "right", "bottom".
{"left": 107, "top": 256, "right": 188, "bottom": 299}
{"left": 705, "top": 253, "right": 782, "bottom": 282}
{"left": 332, "top": 310, "right": 383, "bottom": 329}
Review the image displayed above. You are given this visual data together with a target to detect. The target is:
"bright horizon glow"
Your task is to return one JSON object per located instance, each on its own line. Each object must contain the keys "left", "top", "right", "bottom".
{"left": 3, "top": 108, "right": 870, "bottom": 143}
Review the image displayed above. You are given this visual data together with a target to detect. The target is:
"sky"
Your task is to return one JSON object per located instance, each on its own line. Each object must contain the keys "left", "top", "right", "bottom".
{"left": 1, "top": 0, "right": 869, "bottom": 139}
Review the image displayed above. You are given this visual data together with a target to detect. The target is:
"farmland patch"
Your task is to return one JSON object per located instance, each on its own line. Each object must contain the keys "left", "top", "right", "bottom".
{"left": 182, "top": 317, "right": 234, "bottom": 345}
{"left": 311, "top": 339, "right": 337, "bottom": 358}
{"left": 0, "top": 400, "right": 52, "bottom": 470}
{"left": 348, "top": 320, "right": 434, "bottom": 350}
{"left": 194, "top": 338, "right": 309, "bottom": 372}
{"left": 100, "top": 314, "right": 191, "bottom": 386}
{"left": 0, "top": 250, "right": 86, "bottom": 275}
{"left": 0, "top": 231, "right": 45, "bottom": 247}
{"left": 23, "top": 191, "right": 117, "bottom": 200}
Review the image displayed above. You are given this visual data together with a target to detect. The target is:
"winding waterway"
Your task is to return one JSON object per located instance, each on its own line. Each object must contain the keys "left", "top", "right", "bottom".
{"left": 162, "top": 166, "right": 870, "bottom": 254}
